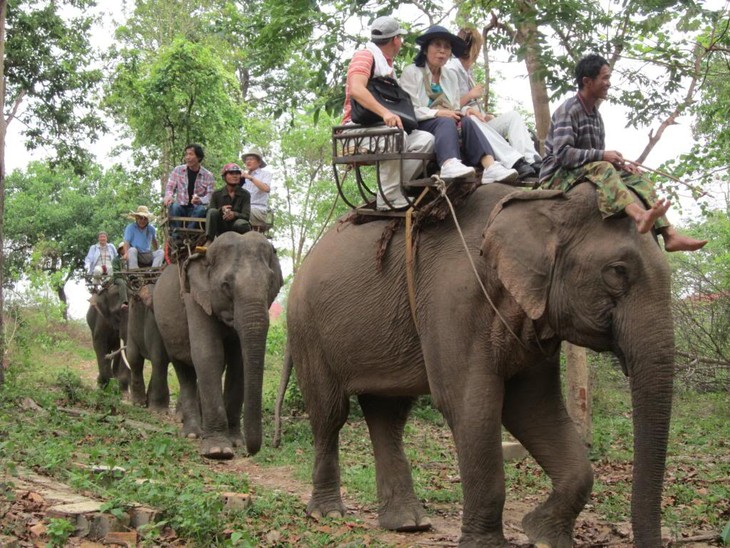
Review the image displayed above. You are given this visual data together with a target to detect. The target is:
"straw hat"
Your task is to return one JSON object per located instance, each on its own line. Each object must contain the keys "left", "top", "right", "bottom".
{"left": 127, "top": 205, "right": 155, "bottom": 220}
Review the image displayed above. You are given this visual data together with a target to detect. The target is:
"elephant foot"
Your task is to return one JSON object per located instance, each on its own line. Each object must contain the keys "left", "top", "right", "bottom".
{"left": 147, "top": 401, "right": 170, "bottom": 414}
{"left": 306, "top": 497, "right": 346, "bottom": 520}
{"left": 228, "top": 429, "right": 245, "bottom": 448}
{"left": 458, "top": 532, "right": 508, "bottom": 547}
{"left": 200, "top": 437, "right": 235, "bottom": 460}
{"left": 522, "top": 506, "right": 574, "bottom": 548}
{"left": 379, "top": 501, "right": 432, "bottom": 532}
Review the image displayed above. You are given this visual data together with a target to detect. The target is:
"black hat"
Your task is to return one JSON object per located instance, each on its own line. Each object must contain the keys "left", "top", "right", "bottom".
{"left": 415, "top": 25, "right": 467, "bottom": 58}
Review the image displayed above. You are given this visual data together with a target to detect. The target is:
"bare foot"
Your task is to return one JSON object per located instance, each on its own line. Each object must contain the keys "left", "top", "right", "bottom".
{"left": 629, "top": 199, "right": 671, "bottom": 234}
{"left": 662, "top": 229, "right": 708, "bottom": 252}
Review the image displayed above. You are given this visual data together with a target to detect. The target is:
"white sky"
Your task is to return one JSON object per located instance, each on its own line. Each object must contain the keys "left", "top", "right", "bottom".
{"left": 5, "top": 2, "right": 717, "bottom": 319}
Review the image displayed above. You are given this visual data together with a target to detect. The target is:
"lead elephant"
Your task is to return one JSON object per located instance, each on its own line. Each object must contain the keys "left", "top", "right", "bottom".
{"left": 86, "top": 283, "right": 130, "bottom": 392}
{"left": 154, "top": 231, "right": 283, "bottom": 458}
{"left": 285, "top": 182, "right": 676, "bottom": 547}
{"left": 125, "top": 284, "right": 171, "bottom": 412}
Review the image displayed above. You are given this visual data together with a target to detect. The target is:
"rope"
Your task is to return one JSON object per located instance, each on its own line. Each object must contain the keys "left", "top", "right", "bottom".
{"left": 404, "top": 188, "right": 431, "bottom": 325}
{"left": 433, "top": 176, "right": 533, "bottom": 353}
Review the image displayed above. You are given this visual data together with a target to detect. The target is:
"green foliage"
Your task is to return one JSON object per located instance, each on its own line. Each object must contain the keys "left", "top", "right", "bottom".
{"left": 45, "top": 517, "right": 76, "bottom": 547}
{"left": 4, "top": 0, "right": 104, "bottom": 171}
{"left": 3, "top": 161, "right": 154, "bottom": 310}
{"left": 668, "top": 209, "right": 730, "bottom": 391}
{"left": 106, "top": 37, "right": 245, "bottom": 178}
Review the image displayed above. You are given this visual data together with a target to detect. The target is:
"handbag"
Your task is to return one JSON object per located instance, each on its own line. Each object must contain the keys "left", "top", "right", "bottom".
{"left": 351, "top": 66, "right": 418, "bottom": 133}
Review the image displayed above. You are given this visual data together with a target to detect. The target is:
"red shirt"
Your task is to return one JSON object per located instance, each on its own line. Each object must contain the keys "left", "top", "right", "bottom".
{"left": 341, "top": 49, "right": 394, "bottom": 124}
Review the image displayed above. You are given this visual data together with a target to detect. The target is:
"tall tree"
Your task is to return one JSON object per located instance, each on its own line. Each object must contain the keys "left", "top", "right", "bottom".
{"left": 106, "top": 37, "right": 245, "bottom": 186}
{"left": 1, "top": 0, "right": 104, "bottom": 380}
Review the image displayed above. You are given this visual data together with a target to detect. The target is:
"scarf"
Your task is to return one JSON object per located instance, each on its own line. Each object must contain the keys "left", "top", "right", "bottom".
{"left": 364, "top": 42, "right": 394, "bottom": 78}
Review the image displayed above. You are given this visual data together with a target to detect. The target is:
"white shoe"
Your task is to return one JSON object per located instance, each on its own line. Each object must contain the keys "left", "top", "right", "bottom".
{"left": 439, "top": 159, "right": 475, "bottom": 180}
{"left": 482, "top": 163, "right": 518, "bottom": 184}
{"left": 376, "top": 198, "right": 409, "bottom": 211}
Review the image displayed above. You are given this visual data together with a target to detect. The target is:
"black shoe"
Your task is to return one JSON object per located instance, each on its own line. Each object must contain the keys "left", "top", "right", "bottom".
{"left": 512, "top": 158, "right": 536, "bottom": 180}
{"left": 530, "top": 159, "right": 543, "bottom": 174}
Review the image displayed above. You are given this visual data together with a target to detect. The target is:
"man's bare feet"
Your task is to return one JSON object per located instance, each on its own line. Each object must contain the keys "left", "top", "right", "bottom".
{"left": 625, "top": 199, "right": 671, "bottom": 234}
{"left": 661, "top": 228, "right": 708, "bottom": 252}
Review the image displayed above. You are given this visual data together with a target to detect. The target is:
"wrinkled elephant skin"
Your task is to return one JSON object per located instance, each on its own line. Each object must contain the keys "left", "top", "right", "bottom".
{"left": 154, "top": 231, "right": 283, "bottom": 459}
{"left": 86, "top": 284, "right": 129, "bottom": 393}
{"left": 287, "top": 183, "right": 675, "bottom": 547}
{"left": 126, "top": 284, "right": 171, "bottom": 412}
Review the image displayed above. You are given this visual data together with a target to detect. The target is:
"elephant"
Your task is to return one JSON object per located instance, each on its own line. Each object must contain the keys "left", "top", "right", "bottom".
{"left": 284, "top": 182, "right": 676, "bottom": 547}
{"left": 124, "top": 284, "right": 171, "bottom": 412}
{"left": 86, "top": 283, "right": 130, "bottom": 392}
{"left": 154, "top": 231, "right": 283, "bottom": 458}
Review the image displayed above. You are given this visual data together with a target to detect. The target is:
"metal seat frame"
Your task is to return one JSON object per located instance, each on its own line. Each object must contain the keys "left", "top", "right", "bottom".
{"left": 332, "top": 124, "right": 435, "bottom": 212}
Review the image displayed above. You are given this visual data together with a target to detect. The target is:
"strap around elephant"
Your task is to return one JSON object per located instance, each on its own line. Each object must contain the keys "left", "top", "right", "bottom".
{"left": 404, "top": 188, "right": 431, "bottom": 325}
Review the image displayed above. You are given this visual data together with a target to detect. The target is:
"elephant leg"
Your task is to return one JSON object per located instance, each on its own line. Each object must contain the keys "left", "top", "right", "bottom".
{"left": 305, "top": 383, "right": 349, "bottom": 519}
{"left": 171, "top": 359, "right": 201, "bottom": 439}
{"left": 446, "top": 373, "right": 508, "bottom": 547}
{"left": 126, "top": 342, "right": 147, "bottom": 407}
{"left": 502, "top": 357, "right": 593, "bottom": 548}
{"left": 93, "top": 338, "right": 113, "bottom": 388}
{"left": 223, "top": 339, "right": 244, "bottom": 448}
{"left": 146, "top": 340, "right": 170, "bottom": 413}
{"left": 187, "top": 305, "right": 233, "bottom": 459}
{"left": 358, "top": 394, "right": 430, "bottom": 532}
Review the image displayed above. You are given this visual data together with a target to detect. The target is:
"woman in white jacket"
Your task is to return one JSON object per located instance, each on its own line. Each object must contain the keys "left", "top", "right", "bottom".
{"left": 445, "top": 27, "right": 542, "bottom": 180}
{"left": 399, "top": 26, "right": 518, "bottom": 184}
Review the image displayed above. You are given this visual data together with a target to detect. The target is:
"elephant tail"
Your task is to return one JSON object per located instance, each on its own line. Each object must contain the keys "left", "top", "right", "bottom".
{"left": 273, "top": 343, "right": 293, "bottom": 448}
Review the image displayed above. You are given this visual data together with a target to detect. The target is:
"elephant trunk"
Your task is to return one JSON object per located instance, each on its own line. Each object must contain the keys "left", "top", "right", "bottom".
{"left": 618, "top": 308, "right": 674, "bottom": 547}
{"left": 235, "top": 299, "right": 270, "bottom": 456}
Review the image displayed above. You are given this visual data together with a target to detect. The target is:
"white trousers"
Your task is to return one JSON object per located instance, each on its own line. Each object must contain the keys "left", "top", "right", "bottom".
{"left": 127, "top": 248, "right": 165, "bottom": 269}
{"left": 342, "top": 126, "right": 435, "bottom": 208}
{"left": 472, "top": 110, "right": 540, "bottom": 167}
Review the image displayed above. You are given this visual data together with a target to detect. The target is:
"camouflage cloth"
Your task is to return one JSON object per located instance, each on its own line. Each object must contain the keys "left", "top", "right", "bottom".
{"left": 539, "top": 160, "right": 669, "bottom": 229}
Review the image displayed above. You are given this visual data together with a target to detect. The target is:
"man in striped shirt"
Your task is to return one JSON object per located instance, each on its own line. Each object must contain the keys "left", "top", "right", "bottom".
{"left": 342, "top": 16, "right": 435, "bottom": 210}
{"left": 539, "top": 54, "right": 706, "bottom": 252}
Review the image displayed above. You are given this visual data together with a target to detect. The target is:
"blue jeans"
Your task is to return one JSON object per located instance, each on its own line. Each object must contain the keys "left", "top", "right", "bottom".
{"left": 169, "top": 203, "right": 207, "bottom": 229}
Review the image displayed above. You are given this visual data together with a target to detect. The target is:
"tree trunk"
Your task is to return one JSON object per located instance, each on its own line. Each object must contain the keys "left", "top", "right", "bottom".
{"left": 0, "top": 0, "right": 7, "bottom": 386}
{"left": 565, "top": 343, "right": 592, "bottom": 445}
{"left": 516, "top": 1, "right": 551, "bottom": 154}
{"left": 56, "top": 282, "right": 68, "bottom": 321}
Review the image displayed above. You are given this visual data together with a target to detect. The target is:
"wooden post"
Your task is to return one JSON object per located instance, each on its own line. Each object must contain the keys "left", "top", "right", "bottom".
{"left": 565, "top": 343, "right": 592, "bottom": 445}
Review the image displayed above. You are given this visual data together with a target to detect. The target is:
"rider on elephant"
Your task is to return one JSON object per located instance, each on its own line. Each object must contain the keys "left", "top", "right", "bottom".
{"left": 240, "top": 148, "right": 272, "bottom": 229}
{"left": 164, "top": 143, "right": 215, "bottom": 231}
{"left": 122, "top": 206, "right": 165, "bottom": 269}
{"left": 538, "top": 53, "right": 707, "bottom": 252}
{"left": 84, "top": 231, "right": 117, "bottom": 280}
{"left": 198, "top": 163, "right": 252, "bottom": 252}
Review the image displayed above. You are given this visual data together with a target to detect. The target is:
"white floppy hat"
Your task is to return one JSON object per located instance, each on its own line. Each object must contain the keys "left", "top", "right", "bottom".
{"left": 241, "top": 147, "right": 267, "bottom": 168}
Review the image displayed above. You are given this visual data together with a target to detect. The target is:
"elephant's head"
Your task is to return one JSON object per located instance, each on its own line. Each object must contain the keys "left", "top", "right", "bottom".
{"left": 482, "top": 183, "right": 673, "bottom": 546}
{"left": 91, "top": 283, "right": 126, "bottom": 332}
{"left": 184, "top": 231, "right": 283, "bottom": 454}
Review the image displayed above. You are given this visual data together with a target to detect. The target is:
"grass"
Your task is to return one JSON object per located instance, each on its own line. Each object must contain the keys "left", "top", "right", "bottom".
{"left": 1, "top": 310, "right": 728, "bottom": 545}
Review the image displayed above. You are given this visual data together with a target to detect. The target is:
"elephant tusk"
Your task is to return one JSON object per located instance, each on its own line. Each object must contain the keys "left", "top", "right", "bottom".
{"left": 120, "top": 339, "right": 131, "bottom": 371}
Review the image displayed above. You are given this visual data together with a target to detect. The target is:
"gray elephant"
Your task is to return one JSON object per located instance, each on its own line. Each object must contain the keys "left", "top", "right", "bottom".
{"left": 285, "top": 182, "right": 676, "bottom": 547}
{"left": 86, "top": 283, "right": 130, "bottom": 392}
{"left": 154, "top": 231, "right": 283, "bottom": 458}
{"left": 125, "top": 284, "right": 171, "bottom": 412}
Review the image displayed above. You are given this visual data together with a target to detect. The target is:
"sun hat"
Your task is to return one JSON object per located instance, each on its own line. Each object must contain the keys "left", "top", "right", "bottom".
{"left": 221, "top": 163, "right": 242, "bottom": 175}
{"left": 117, "top": 241, "right": 125, "bottom": 251}
{"left": 415, "top": 25, "right": 467, "bottom": 58}
{"left": 127, "top": 205, "right": 155, "bottom": 220}
{"left": 241, "top": 147, "right": 267, "bottom": 168}
{"left": 370, "top": 16, "right": 406, "bottom": 41}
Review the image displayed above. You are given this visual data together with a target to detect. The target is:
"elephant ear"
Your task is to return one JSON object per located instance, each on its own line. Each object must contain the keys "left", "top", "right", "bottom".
{"left": 267, "top": 245, "right": 284, "bottom": 305}
{"left": 184, "top": 255, "right": 213, "bottom": 316}
{"left": 481, "top": 189, "right": 566, "bottom": 320}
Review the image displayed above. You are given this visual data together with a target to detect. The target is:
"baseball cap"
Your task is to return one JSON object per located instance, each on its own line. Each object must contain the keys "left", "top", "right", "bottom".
{"left": 371, "top": 16, "right": 406, "bottom": 41}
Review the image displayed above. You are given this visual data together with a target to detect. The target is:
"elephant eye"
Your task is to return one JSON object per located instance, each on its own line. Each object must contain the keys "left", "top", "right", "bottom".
{"left": 602, "top": 262, "right": 631, "bottom": 295}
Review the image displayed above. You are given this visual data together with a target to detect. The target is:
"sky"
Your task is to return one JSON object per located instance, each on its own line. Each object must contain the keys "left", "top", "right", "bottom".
{"left": 4, "top": 2, "right": 716, "bottom": 319}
